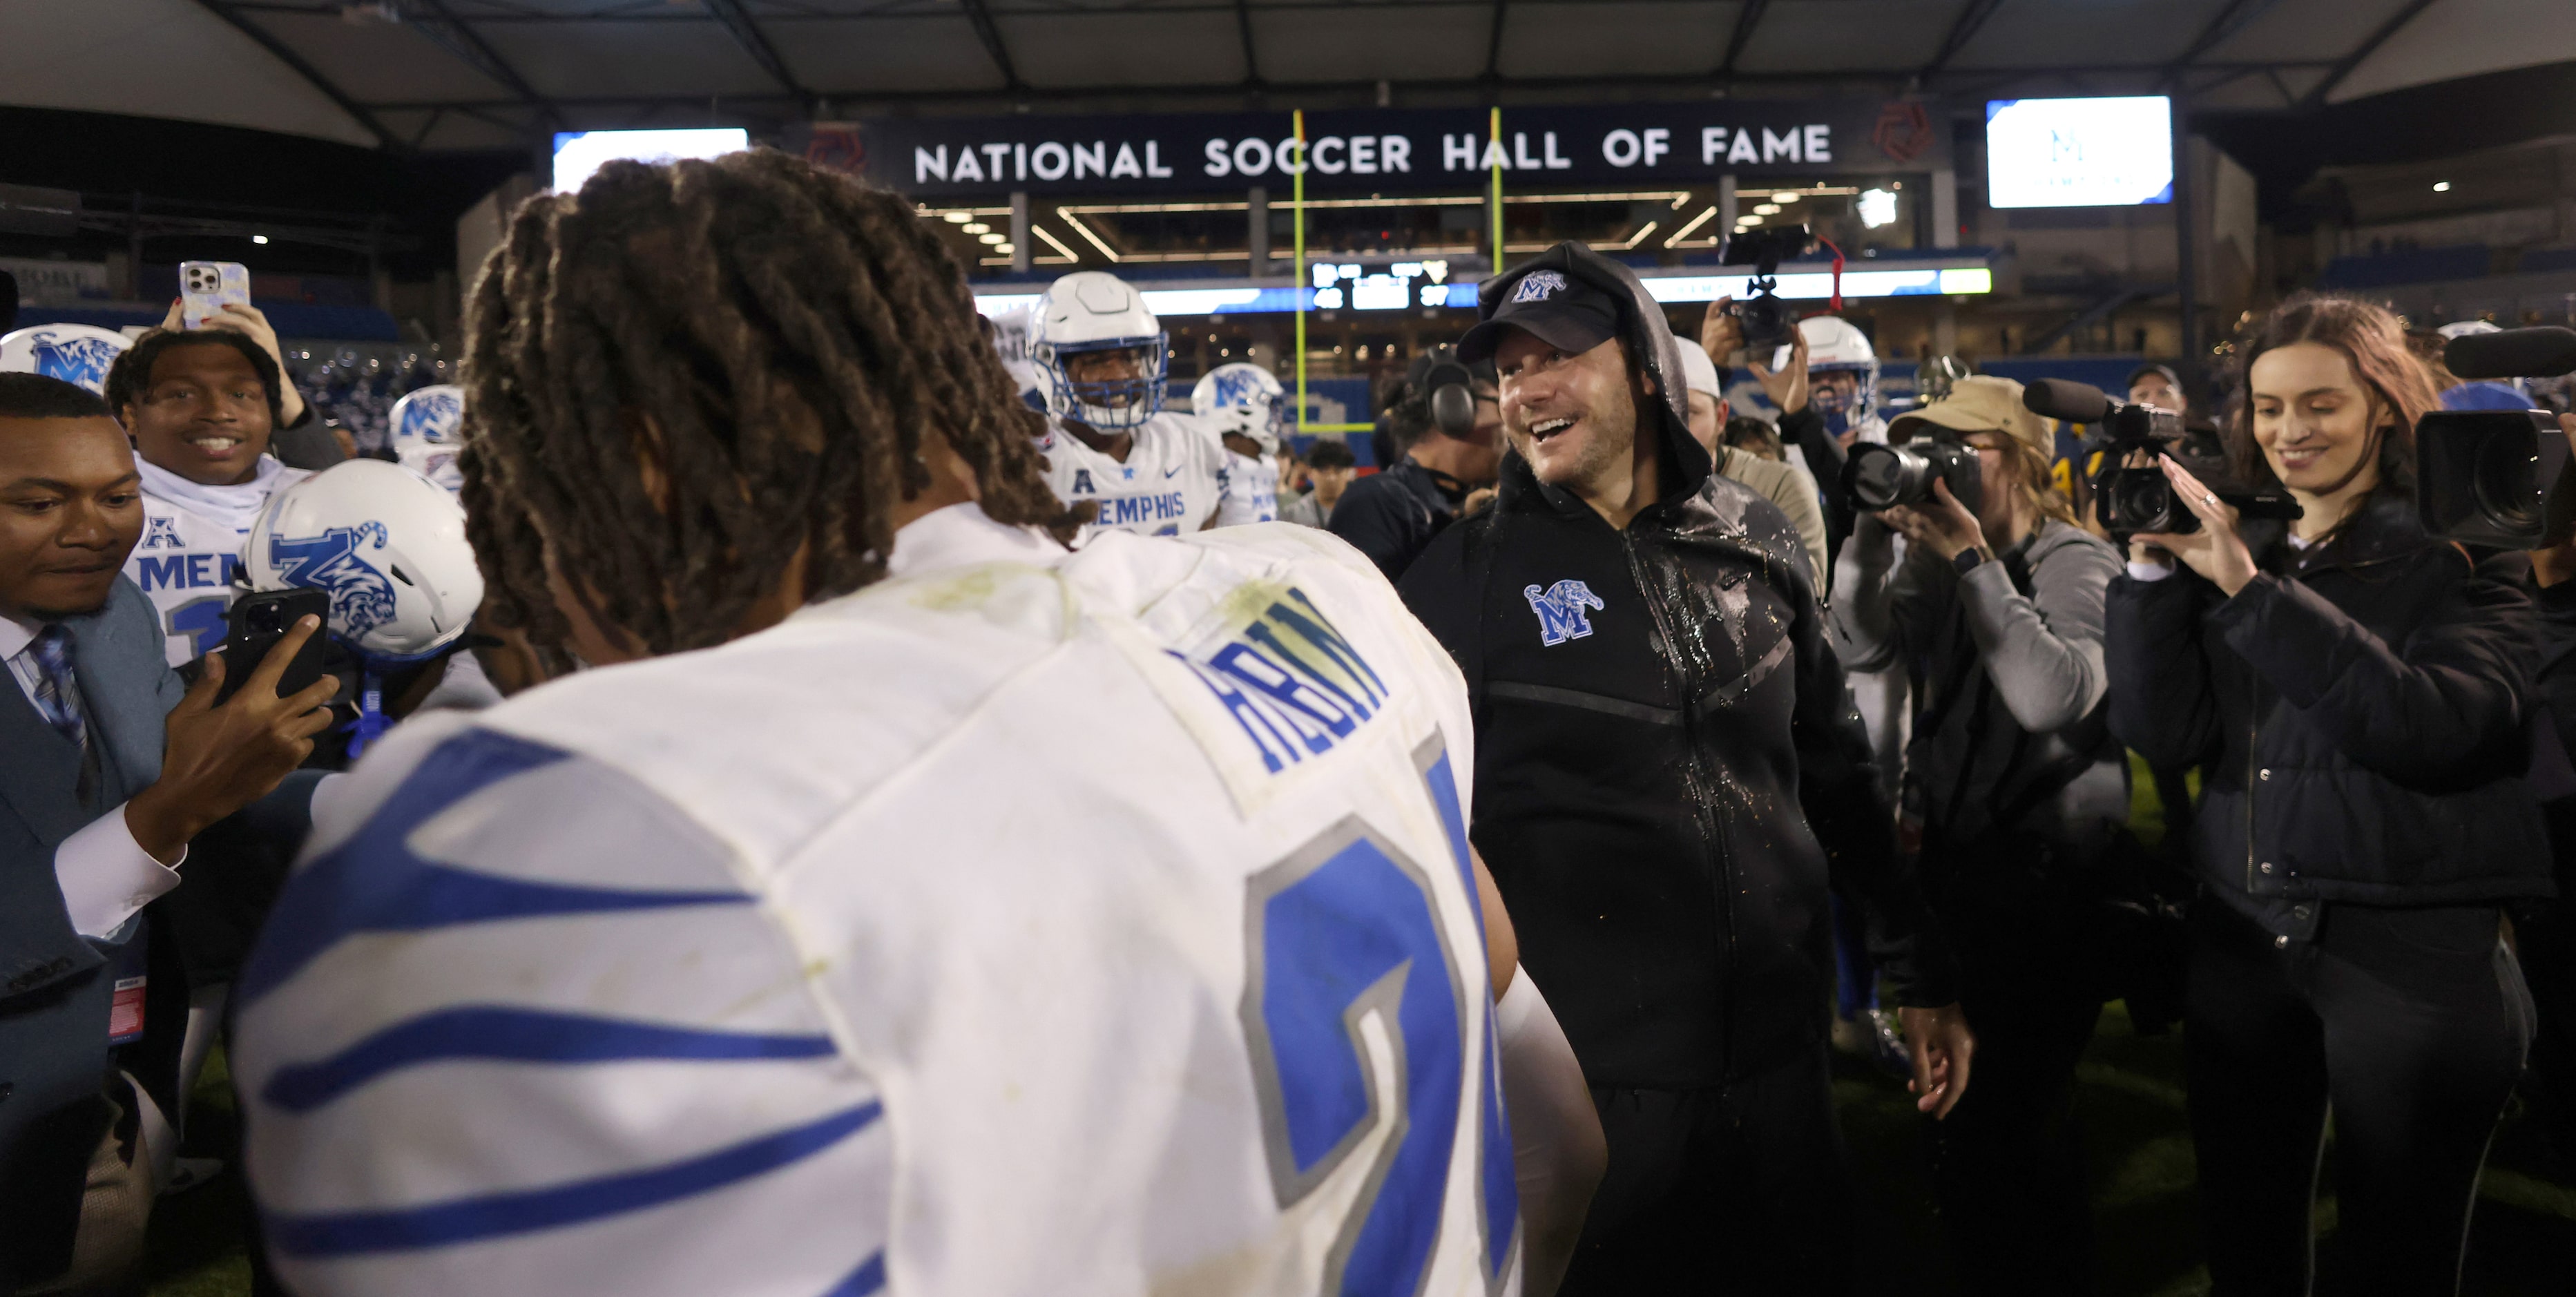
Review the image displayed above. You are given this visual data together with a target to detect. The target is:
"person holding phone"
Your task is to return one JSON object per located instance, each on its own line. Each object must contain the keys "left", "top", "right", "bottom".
{"left": 104, "top": 328, "right": 320, "bottom": 669}
{"left": 0, "top": 373, "right": 337, "bottom": 1291}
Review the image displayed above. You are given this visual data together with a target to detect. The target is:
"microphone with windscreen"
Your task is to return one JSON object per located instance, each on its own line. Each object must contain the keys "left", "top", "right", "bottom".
{"left": 2443, "top": 325, "right": 2576, "bottom": 381}
{"left": 2419, "top": 326, "right": 2575, "bottom": 546}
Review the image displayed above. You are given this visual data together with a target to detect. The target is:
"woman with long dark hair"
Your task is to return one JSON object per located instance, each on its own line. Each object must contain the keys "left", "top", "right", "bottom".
{"left": 2107, "top": 295, "right": 2545, "bottom": 1294}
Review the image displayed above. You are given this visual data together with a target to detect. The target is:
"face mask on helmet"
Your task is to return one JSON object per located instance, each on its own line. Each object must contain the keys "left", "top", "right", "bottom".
{"left": 1034, "top": 271, "right": 1168, "bottom": 431}
{"left": 1044, "top": 339, "right": 1167, "bottom": 430}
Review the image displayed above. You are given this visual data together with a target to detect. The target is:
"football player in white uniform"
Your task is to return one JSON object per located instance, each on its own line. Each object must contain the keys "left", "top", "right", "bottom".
{"left": 1030, "top": 270, "right": 1231, "bottom": 539}
{"left": 104, "top": 329, "right": 314, "bottom": 665}
{"left": 1195, "top": 361, "right": 1285, "bottom": 527}
{"left": 237, "top": 153, "right": 1599, "bottom": 1297}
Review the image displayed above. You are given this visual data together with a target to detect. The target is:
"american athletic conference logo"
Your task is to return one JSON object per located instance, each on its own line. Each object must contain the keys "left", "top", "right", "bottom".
{"left": 1511, "top": 270, "right": 1568, "bottom": 304}
{"left": 270, "top": 523, "right": 398, "bottom": 639}
{"left": 1524, "top": 579, "right": 1604, "bottom": 646}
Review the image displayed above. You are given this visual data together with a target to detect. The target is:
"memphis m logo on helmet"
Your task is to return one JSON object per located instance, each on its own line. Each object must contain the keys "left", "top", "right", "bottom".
{"left": 0, "top": 324, "right": 131, "bottom": 396}
{"left": 271, "top": 522, "right": 400, "bottom": 640}
{"left": 392, "top": 385, "right": 465, "bottom": 448}
{"left": 1031, "top": 271, "right": 1169, "bottom": 431}
{"left": 247, "top": 459, "right": 485, "bottom": 664}
{"left": 1191, "top": 361, "right": 1286, "bottom": 453}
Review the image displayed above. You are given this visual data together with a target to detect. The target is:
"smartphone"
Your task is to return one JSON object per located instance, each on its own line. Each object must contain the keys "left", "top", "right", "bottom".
{"left": 215, "top": 588, "right": 331, "bottom": 704}
{"left": 179, "top": 260, "right": 251, "bottom": 332}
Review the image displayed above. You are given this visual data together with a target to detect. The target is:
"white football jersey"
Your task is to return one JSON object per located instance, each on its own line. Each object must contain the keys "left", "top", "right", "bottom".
{"left": 1214, "top": 449, "right": 1280, "bottom": 528}
{"left": 124, "top": 459, "right": 310, "bottom": 664}
{"left": 1036, "top": 410, "right": 1229, "bottom": 540}
{"left": 235, "top": 506, "right": 1522, "bottom": 1297}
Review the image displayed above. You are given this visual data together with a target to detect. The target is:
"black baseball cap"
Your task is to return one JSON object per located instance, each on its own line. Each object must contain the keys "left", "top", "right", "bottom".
{"left": 1457, "top": 267, "right": 1621, "bottom": 364}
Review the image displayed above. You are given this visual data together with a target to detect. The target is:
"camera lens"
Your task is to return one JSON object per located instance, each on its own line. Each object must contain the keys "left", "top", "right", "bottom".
{"left": 1846, "top": 443, "right": 1929, "bottom": 510}
{"left": 2470, "top": 423, "right": 2541, "bottom": 533}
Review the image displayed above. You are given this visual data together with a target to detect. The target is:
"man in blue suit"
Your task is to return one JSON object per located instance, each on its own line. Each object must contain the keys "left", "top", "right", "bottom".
{"left": 0, "top": 374, "right": 338, "bottom": 1289}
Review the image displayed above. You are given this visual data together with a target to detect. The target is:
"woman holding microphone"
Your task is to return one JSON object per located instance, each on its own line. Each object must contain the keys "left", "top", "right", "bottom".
{"left": 2108, "top": 295, "right": 2545, "bottom": 1295}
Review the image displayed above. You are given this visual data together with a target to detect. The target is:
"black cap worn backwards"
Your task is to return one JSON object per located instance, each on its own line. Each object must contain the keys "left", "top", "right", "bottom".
{"left": 1456, "top": 267, "right": 1621, "bottom": 364}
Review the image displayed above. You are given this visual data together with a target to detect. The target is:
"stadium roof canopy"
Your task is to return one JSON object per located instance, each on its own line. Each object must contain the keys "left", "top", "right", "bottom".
{"left": 7, "top": 0, "right": 2575, "bottom": 152}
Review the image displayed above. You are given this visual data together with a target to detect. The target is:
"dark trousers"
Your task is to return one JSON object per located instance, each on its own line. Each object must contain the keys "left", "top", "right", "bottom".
{"left": 1557, "top": 1046, "right": 1853, "bottom": 1296}
{"left": 2187, "top": 901, "right": 2531, "bottom": 1296}
{"left": 1923, "top": 850, "right": 2105, "bottom": 1296}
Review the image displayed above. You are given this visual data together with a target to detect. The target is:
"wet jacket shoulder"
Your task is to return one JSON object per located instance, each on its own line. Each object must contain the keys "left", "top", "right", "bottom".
{"left": 1718, "top": 445, "right": 1829, "bottom": 584}
{"left": 2105, "top": 496, "right": 2550, "bottom": 912}
{"left": 1400, "top": 241, "right": 1954, "bottom": 1088}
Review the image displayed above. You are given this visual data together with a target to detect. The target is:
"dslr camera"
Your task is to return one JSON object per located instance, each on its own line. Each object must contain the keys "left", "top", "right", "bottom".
{"left": 2416, "top": 326, "right": 2576, "bottom": 546}
{"left": 1843, "top": 435, "right": 1982, "bottom": 516}
{"left": 2020, "top": 378, "right": 2300, "bottom": 537}
{"left": 1718, "top": 224, "right": 1812, "bottom": 354}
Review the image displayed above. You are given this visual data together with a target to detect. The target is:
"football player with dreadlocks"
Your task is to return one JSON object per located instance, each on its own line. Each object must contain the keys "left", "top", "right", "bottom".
{"left": 1030, "top": 271, "right": 1232, "bottom": 539}
{"left": 235, "top": 151, "right": 1602, "bottom": 1297}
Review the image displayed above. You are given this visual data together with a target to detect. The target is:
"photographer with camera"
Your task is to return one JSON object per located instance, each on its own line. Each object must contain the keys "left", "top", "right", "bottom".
{"left": 1829, "top": 374, "right": 2124, "bottom": 1294}
{"left": 2107, "top": 295, "right": 2546, "bottom": 1294}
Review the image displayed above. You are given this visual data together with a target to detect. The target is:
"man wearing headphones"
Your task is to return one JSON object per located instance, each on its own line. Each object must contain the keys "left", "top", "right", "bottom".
{"left": 1327, "top": 349, "right": 1503, "bottom": 583}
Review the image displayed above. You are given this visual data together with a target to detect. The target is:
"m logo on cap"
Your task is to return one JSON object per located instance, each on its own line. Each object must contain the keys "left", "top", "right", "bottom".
{"left": 1511, "top": 270, "right": 1569, "bottom": 304}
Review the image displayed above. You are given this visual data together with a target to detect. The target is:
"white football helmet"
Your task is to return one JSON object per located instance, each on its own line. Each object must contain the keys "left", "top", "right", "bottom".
{"left": 1031, "top": 271, "right": 1166, "bottom": 430}
{"left": 1191, "top": 362, "right": 1286, "bottom": 456}
{"left": 246, "top": 459, "right": 483, "bottom": 664}
{"left": 389, "top": 384, "right": 468, "bottom": 493}
{"left": 1774, "top": 315, "right": 1880, "bottom": 436}
{"left": 0, "top": 324, "right": 132, "bottom": 396}
{"left": 389, "top": 383, "right": 464, "bottom": 450}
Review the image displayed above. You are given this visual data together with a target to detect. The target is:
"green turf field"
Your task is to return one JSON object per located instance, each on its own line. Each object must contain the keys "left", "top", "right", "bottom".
{"left": 141, "top": 1009, "right": 2575, "bottom": 1296}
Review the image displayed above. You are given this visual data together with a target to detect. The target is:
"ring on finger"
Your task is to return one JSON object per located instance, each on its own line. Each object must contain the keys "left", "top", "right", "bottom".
{"left": 2202, "top": 492, "right": 2218, "bottom": 507}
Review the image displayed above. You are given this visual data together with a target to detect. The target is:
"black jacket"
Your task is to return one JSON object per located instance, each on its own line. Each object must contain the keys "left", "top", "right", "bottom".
{"left": 2106, "top": 497, "right": 2551, "bottom": 939}
{"left": 1398, "top": 242, "right": 1957, "bottom": 1088}
{"left": 1326, "top": 459, "right": 1467, "bottom": 584}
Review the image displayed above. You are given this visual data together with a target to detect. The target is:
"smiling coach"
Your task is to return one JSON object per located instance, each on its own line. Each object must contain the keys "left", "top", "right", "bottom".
{"left": 1396, "top": 242, "right": 1968, "bottom": 1294}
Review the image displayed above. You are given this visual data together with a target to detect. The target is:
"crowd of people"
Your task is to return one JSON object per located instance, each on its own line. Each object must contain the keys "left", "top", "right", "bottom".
{"left": 0, "top": 148, "right": 2570, "bottom": 1297}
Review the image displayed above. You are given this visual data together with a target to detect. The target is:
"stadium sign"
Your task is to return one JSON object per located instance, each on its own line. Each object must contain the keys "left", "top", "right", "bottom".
{"left": 801, "top": 99, "right": 1945, "bottom": 199}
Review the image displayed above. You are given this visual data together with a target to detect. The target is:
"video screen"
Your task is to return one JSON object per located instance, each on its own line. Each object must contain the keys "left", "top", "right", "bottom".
{"left": 552, "top": 128, "right": 751, "bottom": 193}
{"left": 1985, "top": 97, "right": 2173, "bottom": 209}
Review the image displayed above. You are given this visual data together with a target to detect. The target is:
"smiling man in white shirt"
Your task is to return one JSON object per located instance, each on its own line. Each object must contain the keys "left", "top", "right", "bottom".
{"left": 0, "top": 372, "right": 339, "bottom": 1290}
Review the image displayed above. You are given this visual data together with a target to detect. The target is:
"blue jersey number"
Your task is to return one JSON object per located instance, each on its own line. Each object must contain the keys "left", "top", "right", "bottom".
{"left": 1240, "top": 747, "right": 1517, "bottom": 1294}
{"left": 168, "top": 595, "right": 230, "bottom": 661}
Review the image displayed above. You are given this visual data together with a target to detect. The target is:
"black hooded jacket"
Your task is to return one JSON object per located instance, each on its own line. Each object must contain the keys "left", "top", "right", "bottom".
{"left": 1398, "top": 242, "right": 1958, "bottom": 1088}
{"left": 2106, "top": 496, "right": 2552, "bottom": 938}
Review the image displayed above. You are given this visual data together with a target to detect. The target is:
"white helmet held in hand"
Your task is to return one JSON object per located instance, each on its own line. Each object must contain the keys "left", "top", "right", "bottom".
{"left": 1191, "top": 362, "right": 1285, "bottom": 456}
{"left": 1032, "top": 271, "right": 1167, "bottom": 430}
{"left": 246, "top": 459, "right": 483, "bottom": 664}
{"left": 1774, "top": 315, "right": 1881, "bottom": 437}
{"left": 389, "top": 383, "right": 466, "bottom": 493}
{"left": 0, "top": 324, "right": 131, "bottom": 396}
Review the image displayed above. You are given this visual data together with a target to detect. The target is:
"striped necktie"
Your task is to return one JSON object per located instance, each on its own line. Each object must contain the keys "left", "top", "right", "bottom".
{"left": 26, "top": 624, "right": 87, "bottom": 752}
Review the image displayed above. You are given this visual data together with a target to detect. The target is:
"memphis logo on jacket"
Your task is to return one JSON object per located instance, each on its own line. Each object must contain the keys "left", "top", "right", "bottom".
{"left": 271, "top": 522, "right": 397, "bottom": 638}
{"left": 1524, "top": 579, "right": 1603, "bottom": 646}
